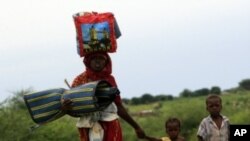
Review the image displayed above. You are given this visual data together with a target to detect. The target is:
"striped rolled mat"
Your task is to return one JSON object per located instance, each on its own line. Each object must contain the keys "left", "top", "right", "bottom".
{"left": 23, "top": 88, "right": 66, "bottom": 124}
{"left": 23, "top": 80, "right": 119, "bottom": 125}
{"left": 63, "top": 80, "right": 119, "bottom": 117}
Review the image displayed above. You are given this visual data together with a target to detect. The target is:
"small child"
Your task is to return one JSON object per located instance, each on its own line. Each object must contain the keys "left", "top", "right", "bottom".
{"left": 145, "top": 117, "right": 185, "bottom": 141}
{"left": 197, "top": 94, "right": 230, "bottom": 141}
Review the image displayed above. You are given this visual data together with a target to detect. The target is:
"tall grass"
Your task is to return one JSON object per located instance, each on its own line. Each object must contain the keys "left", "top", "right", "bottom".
{"left": 0, "top": 90, "right": 249, "bottom": 141}
{"left": 123, "top": 92, "right": 250, "bottom": 140}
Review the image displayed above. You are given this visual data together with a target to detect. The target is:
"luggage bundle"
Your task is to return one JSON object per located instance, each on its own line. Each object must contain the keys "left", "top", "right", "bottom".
{"left": 73, "top": 12, "right": 121, "bottom": 57}
{"left": 23, "top": 80, "right": 119, "bottom": 125}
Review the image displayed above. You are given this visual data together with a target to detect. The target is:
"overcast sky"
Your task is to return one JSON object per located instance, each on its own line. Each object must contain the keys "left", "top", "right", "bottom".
{"left": 1, "top": 0, "right": 250, "bottom": 102}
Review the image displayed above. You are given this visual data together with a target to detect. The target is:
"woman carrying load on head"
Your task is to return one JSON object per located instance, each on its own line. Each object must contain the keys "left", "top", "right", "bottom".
{"left": 66, "top": 51, "right": 146, "bottom": 141}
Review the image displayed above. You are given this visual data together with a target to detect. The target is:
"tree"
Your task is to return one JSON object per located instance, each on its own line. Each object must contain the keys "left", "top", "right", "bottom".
{"left": 155, "top": 94, "right": 173, "bottom": 101}
{"left": 141, "top": 93, "right": 154, "bottom": 103}
{"left": 210, "top": 86, "right": 221, "bottom": 95}
{"left": 193, "top": 88, "right": 210, "bottom": 96}
{"left": 180, "top": 89, "right": 193, "bottom": 97}
{"left": 239, "top": 79, "right": 250, "bottom": 90}
{"left": 122, "top": 98, "right": 130, "bottom": 105}
{"left": 6, "top": 88, "right": 33, "bottom": 110}
{"left": 130, "top": 97, "right": 141, "bottom": 105}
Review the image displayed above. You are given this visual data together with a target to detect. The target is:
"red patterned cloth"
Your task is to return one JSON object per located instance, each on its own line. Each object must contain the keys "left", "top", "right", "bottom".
{"left": 72, "top": 52, "right": 122, "bottom": 141}
{"left": 73, "top": 12, "right": 120, "bottom": 57}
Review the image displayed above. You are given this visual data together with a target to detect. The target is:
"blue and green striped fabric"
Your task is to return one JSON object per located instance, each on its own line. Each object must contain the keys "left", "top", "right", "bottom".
{"left": 23, "top": 88, "right": 65, "bottom": 124}
{"left": 23, "top": 80, "right": 119, "bottom": 125}
{"left": 62, "top": 80, "right": 118, "bottom": 117}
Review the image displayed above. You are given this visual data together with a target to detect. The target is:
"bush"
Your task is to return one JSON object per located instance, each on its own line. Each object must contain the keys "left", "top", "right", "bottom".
{"left": 239, "top": 79, "right": 250, "bottom": 90}
{"left": 0, "top": 89, "right": 78, "bottom": 141}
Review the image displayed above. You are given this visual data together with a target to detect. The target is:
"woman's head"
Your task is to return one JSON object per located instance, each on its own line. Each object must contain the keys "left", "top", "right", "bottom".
{"left": 83, "top": 52, "right": 113, "bottom": 81}
{"left": 84, "top": 52, "right": 109, "bottom": 72}
{"left": 87, "top": 54, "right": 108, "bottom": 72}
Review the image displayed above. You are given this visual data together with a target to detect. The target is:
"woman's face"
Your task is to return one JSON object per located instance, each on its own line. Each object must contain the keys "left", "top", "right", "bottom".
{"left": 89, "top": 55, "right": 107, "bottom": 72}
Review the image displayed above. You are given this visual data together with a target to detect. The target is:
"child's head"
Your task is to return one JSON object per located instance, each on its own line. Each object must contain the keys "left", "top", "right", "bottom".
{"left": 206, "top": 94, "right": 222, "bottom": 117}
{"left": 165, "top": 117, "right": 181, "bottom": 140}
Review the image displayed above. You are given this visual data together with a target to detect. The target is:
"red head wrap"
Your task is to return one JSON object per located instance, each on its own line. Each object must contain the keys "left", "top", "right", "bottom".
{"left": 84, "top": 52, "right": 117, "bottom": 86}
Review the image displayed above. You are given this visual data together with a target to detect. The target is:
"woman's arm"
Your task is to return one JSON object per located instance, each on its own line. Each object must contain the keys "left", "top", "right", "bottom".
{"left": 116, "top": 101, "right": 145, "bottom": 139}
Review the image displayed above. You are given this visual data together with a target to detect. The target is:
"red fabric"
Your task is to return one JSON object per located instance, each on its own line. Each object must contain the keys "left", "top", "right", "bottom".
{"left": 73, "top": 12, "right": 117, "bottom": 57}
{"left": 71, "top": 52, "right": 117, "bottom": 87}
{"left": 77, "top": 120, "right": 122, "bottom": 141}
{"left": 78, "top": 128, "right": 89, "bottom": 141}
{"left": 72, "top": 52, "right": 122, "bottom": 141}
{"left": 83, "top": 52, "right": 117, "bottom": 86}
{"left": 100, "top": 120, "right": 122, "bottom": 141}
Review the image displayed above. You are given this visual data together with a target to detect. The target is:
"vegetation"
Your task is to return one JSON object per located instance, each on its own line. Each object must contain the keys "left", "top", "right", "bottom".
{"left": 239, "top": 79, "right": 250, "bottom": 90}
{"left": 1, "top": 79, "right": 250, "bottom": 141}
{"left": 122, "top": 91, "right": 250, "bottom": 140}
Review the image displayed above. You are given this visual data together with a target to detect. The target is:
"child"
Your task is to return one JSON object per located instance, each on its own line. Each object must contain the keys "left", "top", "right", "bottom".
{"left": 197, "top": 94, "right": 230, "bottom": 141}
{"left": 145, "top": 117, "right": 185, "bottom": 141}
{"left": 67, "top": 51, "right": 145, "bottom": 141}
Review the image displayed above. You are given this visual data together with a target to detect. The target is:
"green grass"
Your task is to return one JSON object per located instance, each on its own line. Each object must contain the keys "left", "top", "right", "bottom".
{"left": 122, "top": 92, "right": 250, "bottom": 141}
{"left": 1, "top": 91, "right": 250, "bottom": 141}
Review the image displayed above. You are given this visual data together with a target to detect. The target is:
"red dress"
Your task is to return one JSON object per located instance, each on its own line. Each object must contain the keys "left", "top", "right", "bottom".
{"left": 71, "top": 52, "right": 123, "bottom": 141}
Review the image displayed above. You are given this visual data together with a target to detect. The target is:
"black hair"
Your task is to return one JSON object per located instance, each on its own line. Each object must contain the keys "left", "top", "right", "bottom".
{"left": 165, "top": 117, "right": 181, "bottom": 129}
{"left": 206, "top": 94, "right": 222, "bottom": 105}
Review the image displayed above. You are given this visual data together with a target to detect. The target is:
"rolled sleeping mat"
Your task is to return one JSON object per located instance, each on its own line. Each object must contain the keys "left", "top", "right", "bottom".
{"left": 23, "top": 80, "right": 119, "bottom": 125}
{"left": 62, "top": 80, "right": 119, "bottom": 117}
{"left": 23, "top": 88, "right": 66, "bottom": 124}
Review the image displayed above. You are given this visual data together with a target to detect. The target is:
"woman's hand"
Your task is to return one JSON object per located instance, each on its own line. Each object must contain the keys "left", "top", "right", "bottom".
{"left": 135, "top": 127, "right": 146, "bottom": 139}
{"left": 61, "top": 98, "right": 73, "bottom": 111}
{"left": 145, "top": 136, "right": 162, "bottom": 141}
